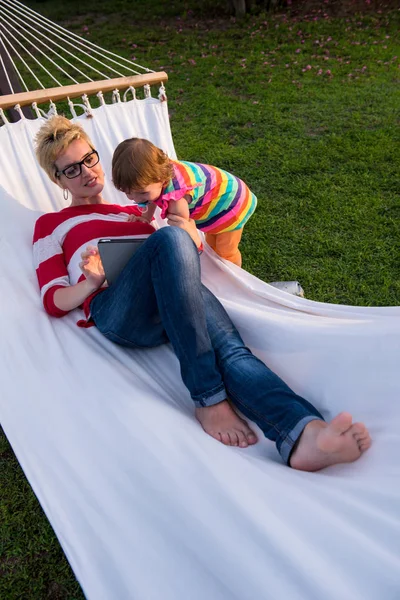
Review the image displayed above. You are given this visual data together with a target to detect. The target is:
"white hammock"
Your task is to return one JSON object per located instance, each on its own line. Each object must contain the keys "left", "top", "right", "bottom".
{"left": 1, "top": 6, "right": 400, "bottom": 600}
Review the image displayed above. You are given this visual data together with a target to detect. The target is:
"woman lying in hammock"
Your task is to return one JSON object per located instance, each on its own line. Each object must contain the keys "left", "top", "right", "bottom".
{"left": 32, "top": 116, "right": 371, "bottom": 472}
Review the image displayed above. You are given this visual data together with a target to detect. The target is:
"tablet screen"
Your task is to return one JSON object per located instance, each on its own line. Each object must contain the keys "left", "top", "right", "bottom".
{"left": 98, "top": 237, "right": 148, "bottom": 286}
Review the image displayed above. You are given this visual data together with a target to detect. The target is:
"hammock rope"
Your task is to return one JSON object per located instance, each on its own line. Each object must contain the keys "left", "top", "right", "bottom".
{"left": 0, "top": 2, "right": 98, "bottom": 83}
{"left": 0, "top": 0, "right": 152, "bottom": 77}
{"left": 0, "top": 6, "right": 125, "bottom": 81}
{"left": 0, "top": 0, "right": 167, "bottom": 122}
{"left": 0, "top": 35, "right": 18, "bottom": 92}
{"left": 0, "top": 17, "right": 70, "bottom": 87}
{"left": 0, "top": 28, "right": 34, "bottom": 91}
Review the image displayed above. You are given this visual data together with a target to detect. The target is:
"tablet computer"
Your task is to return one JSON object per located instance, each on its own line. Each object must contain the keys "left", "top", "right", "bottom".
{"left": 98, "top": 237, "right": 149, "bottom": 286}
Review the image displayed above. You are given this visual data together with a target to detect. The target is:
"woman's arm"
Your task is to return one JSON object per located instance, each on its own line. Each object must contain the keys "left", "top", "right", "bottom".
{"left": 53, "top": 279, "right": 102, "bottom": 312}
{"left": 53, "top": 246, "right": 106, "bottom": 312}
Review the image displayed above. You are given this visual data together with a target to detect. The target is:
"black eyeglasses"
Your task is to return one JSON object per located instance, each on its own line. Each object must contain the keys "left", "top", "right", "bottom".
{"left": 55, "top": 150, "right": 100, "bottom": 179}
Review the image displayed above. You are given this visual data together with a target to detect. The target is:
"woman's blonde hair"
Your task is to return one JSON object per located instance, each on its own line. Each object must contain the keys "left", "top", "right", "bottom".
{"left": 112, "top": 138, "right": 174, "bottom": 191}
{"left": 35, "top": 115, "right": 94, "bottom": 183}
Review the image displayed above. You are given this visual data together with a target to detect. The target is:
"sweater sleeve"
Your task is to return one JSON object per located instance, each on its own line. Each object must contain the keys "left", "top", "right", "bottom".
{"left": 32, "top": 216, "right": 70, "bottom": 317}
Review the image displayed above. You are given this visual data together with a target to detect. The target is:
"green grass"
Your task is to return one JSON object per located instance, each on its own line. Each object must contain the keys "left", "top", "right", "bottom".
{"left": 0, "top": 431, "right": 83, "bottom": 599}
{"left": 1, "top": 1, "right": 399, "bottom": 597}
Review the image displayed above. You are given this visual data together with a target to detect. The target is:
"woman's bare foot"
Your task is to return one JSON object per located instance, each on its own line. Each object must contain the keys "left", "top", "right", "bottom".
{"left": 195, "top": 400, "right": 258, "bottom": 448}
{"left": 290, "top": 412, "right": 371, "bottom": 472}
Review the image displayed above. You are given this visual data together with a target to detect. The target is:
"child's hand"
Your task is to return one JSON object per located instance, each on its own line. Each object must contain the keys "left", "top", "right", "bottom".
{"left": 127, "top": 203, "right": 157, "bottom": 223}
{"left": 167, "top": 215, "right": 201, "bottom": 248}
{"left": 126, "top": 213, "right": 149, "bottom": 223}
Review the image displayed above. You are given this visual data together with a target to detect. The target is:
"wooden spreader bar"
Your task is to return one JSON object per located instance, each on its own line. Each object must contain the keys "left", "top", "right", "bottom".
{"left": 0, "top": 72, "right": 168, "bottom": 110}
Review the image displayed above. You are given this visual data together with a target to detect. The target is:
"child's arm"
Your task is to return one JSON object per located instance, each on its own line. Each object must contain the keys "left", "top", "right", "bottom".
{"left": 140, "top": 202, "right": 158, "bottom": 222}
{"left": 167, "top": 215, "right": 202, "bottom": 249}
{"left": 166, "top": 196, "right": 191, "bottom": 221}
{"left": 127, "top": 202, "right": 157, "bottom": 223}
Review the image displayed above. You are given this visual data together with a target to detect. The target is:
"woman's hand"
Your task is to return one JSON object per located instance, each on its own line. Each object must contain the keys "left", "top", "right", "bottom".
{"left": 53, "top": 249, "right": 105, "bottom": 313}
{"left": 79, "top": 245, "right": 106, "bottom": 290}
{"left": 166, "top": 215, "right": 202, "bottom": 248}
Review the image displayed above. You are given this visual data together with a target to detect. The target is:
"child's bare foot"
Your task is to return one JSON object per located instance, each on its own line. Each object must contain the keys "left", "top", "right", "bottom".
{"left": 290, "top": 412, "right": 371, "bottom": 472}
{"left": 195, "top": 400, "right": 258, "bottom": 448}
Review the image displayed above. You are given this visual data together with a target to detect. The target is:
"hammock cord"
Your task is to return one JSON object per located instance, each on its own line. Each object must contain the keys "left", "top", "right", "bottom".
{"left": 0, "top": 16, "right": 77, "bottom": 86}
{"left": 0, "top": 2, "right": 95, "bottom": 83}
{"left": 0, "top": 0, "right": 153, "bottom": 81}
{"left": 0, "top": 106, "right": 8, "bottom": 122}
{"left": 0, "top": 0, "right": 166, "bottom": 122}
{"left": 0, "top": 28, "right": 44, "bottom": 90}
{"left": 0, "top": 37, "right": 15, "bottom": 93}
{"left": 0, "top": 2, "right": 120, "bottom": 81}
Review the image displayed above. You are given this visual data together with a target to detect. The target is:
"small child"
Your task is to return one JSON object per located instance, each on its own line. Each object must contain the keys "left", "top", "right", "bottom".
{"left": 111, "top": 138, "right": 257, "bottom": 266}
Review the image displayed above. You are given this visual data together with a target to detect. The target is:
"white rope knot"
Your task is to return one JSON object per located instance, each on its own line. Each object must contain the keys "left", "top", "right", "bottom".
{"left": 112, "top": 89, "right": 121, "bottom": 103}
{"left": 144, "top": 84, "right": 151, "bottom": 99}
{"left": 48, "top": 101, "right": 58, "bottom": 116}
{"left": 96, "top": 91, "right": 106, "bottom": 106}
{"left": 13, "top": 104, "right": 25, "bottom": 119}
{"left": 67, "top": 96, "right": 92, "bottom": 119}
{"left": 81, "top": 94, "right": 93, "bottom": 117}
{"left": 32, "top": 102, "right": 41, "bottom": 119}
{"left": 123, "top": 86, "right": 136, "bottom": 102}
{"left": 67, "top": 97, "right": 78, "bottom": 119}
{"left": 31, "top": 101, "right": 57, "bottom": 119}
{"left": 158, "top": 84, "right": 167, "bottom": 102}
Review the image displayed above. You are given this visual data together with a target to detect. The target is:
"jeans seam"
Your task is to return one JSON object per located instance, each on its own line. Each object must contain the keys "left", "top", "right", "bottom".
{"left": 90, "top": 292, "right": 109, "bottom": 323}
{"left": 151, "top": 245, "right": 186, "bottom": 352}
{"left": 102, "top": 330, "right": 140, "bottom": 347}
{"left": 152, "top": 237, "right": 223, "bottom": 404}
{"left": 228, "top": 390, "right": 283, "bottom": 437}
{"left": 280, "top": 417, "right": 306, "bottom": 446}
{"left": 192, "top": 382, "right": 226, "bottom": 404}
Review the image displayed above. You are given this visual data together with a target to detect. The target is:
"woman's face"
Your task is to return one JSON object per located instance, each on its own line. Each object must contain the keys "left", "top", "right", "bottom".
{"left": 55, "top": 138, "right": 105, "bottom": 203}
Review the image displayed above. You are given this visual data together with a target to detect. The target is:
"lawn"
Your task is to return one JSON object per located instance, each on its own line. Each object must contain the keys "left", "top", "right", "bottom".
{"left": 1, "top": 0, "right": 399, "bottom": 597}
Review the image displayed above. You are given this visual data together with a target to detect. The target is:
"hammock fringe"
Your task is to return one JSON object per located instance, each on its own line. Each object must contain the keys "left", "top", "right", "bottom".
{"left": 0, "top": 71, "right": 168, "bottom": 112}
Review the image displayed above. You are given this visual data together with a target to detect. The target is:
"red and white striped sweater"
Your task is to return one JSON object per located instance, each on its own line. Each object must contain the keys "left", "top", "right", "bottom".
{"left": 33, "top": 203, "right": 156, "bottom": 322}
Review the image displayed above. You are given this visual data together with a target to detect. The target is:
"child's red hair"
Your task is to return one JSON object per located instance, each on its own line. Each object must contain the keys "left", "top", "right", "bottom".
{"left": 112, "top": 137, "right": 173, "bottom": 191}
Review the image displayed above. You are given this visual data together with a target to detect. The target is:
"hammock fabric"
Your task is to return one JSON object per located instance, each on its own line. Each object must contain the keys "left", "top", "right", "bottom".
{"left": 1, "top": 97, "right": 400, "bottom": 600}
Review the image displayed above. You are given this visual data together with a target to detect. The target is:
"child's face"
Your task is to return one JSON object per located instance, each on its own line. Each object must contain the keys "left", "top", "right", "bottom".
{"left": 124, "top": 182, "right": 164, "bottom": 206}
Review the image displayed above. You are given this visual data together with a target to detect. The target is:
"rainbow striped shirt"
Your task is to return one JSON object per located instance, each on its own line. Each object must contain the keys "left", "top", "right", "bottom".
{"left": 155, "top": 160, "right": 257, "bottom": 233}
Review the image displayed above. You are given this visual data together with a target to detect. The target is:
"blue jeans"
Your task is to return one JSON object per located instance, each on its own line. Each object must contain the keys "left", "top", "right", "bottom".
{"left": 90, "top": 227, "right": 323, "bottom": 464}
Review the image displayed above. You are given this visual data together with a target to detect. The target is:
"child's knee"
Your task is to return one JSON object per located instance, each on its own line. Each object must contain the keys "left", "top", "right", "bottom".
{"left": 220, "top": 249, "right": 242, "bottom": 267}
{"left": 212, "top": 230, "right": 243, "bottom": 266}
